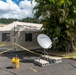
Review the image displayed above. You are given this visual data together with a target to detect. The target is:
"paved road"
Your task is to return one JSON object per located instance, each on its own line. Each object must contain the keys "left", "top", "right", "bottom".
{"left": 0, "top": 53, "right": 76, "bottom": 75}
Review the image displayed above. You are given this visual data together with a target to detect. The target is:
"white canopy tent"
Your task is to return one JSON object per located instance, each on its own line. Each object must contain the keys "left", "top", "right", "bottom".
{"left": 0, "top": 21, "right": 43, "bottom": 51}
{"left": 0, "top": 21, "right": 43, "bottom": 32}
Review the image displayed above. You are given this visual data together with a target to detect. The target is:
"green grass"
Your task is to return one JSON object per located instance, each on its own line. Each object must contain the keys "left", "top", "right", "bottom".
{"left": 61, "top": 52, "right": 76, "bottom": 59}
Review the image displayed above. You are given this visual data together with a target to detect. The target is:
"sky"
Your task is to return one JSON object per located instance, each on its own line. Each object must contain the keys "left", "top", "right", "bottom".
{"left": 0, "top": 0, "right": 37, "bottom": 19}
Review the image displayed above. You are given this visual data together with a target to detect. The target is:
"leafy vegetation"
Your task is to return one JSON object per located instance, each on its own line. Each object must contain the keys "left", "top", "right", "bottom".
{"left": 34, "top": 0, "right": 76, "bottom": 52}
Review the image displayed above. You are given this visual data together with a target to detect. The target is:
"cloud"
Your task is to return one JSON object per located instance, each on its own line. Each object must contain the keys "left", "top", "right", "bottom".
{"left": 19, "top": 0, "right": 36, "bottom": 9}
{"left": 19, "top": 0, "right": 37, "bottom": 18}
{"left": 0, "top": 0, "right": 37, "bottom": 19}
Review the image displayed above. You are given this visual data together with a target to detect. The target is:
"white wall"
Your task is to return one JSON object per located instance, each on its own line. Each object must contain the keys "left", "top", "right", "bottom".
{"left": 0, "top": 31, "right": 41, "bottom": 52}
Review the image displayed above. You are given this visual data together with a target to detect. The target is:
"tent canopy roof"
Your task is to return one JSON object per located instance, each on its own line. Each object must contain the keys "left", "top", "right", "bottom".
{"left": 0, "top": 21, "right": 43, "bottom": 32}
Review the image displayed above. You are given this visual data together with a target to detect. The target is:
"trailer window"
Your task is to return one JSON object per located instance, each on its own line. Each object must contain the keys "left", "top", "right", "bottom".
{"left": 2, "top": 33, "right": 10, "bottom": 42}
{"left": 25, "top": 33, "right": 32, "bottom": 41}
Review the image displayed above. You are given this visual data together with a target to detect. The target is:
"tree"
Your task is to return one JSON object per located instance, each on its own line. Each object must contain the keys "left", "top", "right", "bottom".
{"left": 34, "top": 0, "right": 76, "bottom": 52}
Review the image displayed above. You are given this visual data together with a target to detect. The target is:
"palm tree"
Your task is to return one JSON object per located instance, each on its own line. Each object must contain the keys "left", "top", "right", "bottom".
{"left": 33, "top": 0, "right": 76, "bottom": 52}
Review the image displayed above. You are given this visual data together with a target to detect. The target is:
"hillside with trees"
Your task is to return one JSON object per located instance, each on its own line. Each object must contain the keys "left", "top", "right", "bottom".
{"left": 0, "top": 17, "right": 41, "bottom": 24}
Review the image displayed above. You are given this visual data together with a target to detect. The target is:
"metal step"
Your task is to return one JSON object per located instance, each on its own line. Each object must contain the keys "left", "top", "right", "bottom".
{"left": 30, "top": 57, "right": 49, "bottom": 67}
{"left": 42, "top": 55, "right": 62, "bottom": 63}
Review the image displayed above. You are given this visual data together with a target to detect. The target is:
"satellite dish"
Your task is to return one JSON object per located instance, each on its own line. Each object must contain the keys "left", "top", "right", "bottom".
{"left": 37, "top": 34, "right": 52, "bottom": 49}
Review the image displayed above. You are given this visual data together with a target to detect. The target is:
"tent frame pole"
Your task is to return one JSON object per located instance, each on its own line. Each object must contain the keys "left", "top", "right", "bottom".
{"left": 14, "top": 26, "right": 16, "bottom": 57}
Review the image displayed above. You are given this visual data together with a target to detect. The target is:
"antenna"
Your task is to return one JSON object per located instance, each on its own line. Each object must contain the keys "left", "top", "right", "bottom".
{"left": 37, "top": 34, "right": 52, "bottom": 57}
{"left": 37, "top": 34, "right": 52, "bottom": 49}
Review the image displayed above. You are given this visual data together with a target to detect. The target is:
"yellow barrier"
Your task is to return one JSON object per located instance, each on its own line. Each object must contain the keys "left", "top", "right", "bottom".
{"left": 0, "top": 38, "right": 11, "bottom": 47}
{"left": 15, "top": 43, "right": 41, "bottom": 56}
{"left": 0, "top": 48, "right": 13, "bottom": 55}
{"left": 0, "top": 43, "right": 13, "bottom": 47}
{"left": 0, "top": 44, "right": 6, "bottom": 47}
{"left": 12, "top": 57, "right": 20, "bottom": 69}
{"left": 15, "top": 43, "right": 76, "bottom": 59}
